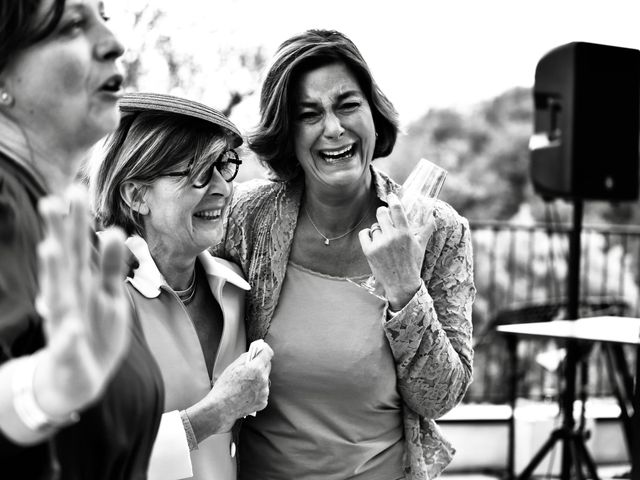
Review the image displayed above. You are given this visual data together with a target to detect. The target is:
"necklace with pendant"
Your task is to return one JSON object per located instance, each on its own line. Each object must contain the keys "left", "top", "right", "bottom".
{"left": 303, "top": 204, "right": 369, "bottom": 246}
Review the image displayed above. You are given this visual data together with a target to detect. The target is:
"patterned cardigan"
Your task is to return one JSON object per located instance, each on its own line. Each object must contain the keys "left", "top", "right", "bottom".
{"left": 211, "top": 166, "right": 475, "bottom": 479}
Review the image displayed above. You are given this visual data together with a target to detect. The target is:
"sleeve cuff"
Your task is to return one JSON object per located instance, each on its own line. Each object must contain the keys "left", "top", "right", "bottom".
{"left": 147, "top": 410, "right": 193, "bottom": 480}
{"left": 180, "top": 410, "right": 198, "bottom": 452}
{"left": 385, "top": 282, "right": 426, "bottom": 320}
{"left": 385, "top": 282, "right": 434, "bottom": 325}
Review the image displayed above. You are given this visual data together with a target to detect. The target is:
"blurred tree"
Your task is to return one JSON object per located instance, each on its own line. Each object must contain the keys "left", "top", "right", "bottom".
{"left": 381, "top": 87, "right": 535, "bottom": 221}
{"left": 117, "top": 2, "right": 266, "bottom": 117}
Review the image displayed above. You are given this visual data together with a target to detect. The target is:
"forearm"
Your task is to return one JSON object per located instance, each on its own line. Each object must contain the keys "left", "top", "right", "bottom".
{"left": 385, "top": 284, "right": 473, "bottom": 418}
{"left": 184, "top": 398, "right": 229, "bottom": 443}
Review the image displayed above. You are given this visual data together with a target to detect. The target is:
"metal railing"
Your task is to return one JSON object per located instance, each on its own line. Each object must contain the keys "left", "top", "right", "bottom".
{"left": 466, "top": 220, "right": 640, "bottom": 403}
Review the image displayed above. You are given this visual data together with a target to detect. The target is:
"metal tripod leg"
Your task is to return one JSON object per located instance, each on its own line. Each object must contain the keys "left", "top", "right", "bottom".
{"left": 517, "top": 428, "right": 562, "bottom": 480}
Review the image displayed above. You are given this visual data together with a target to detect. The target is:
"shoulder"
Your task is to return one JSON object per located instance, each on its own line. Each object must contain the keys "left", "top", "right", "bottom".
{"left": 228, "top": 178, "right": 300, "bottom": 224}
{"left": 0, "top": 160, "right": 34, "bottom": 209}
{"left": 231, "top": 179, "right": 288, "bottom": 207}
{"left": 0, "top": 157, "right": 43, "bottom": 354}
{"left": 433, "top": 199, "right": 469, "bottom": 230}
{"left": 0, "top": 156, "right": 43, "bottom": 238}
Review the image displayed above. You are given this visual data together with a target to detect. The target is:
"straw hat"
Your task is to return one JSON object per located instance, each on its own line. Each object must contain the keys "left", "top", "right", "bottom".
{"left": 118, "top": 92, "right": 243, "bottom": 148}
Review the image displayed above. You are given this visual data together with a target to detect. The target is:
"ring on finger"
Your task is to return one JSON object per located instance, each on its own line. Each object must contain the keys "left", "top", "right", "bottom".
{"left": 370, "top": 223, "right": 382, "bottom": 235}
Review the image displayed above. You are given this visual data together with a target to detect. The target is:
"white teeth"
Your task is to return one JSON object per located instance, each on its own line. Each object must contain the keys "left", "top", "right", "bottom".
{"left": 322, "top": 146, "right": 351, "bottom": 158}
{"left": 194, "top": 209, "right": 221, "bottom": 220}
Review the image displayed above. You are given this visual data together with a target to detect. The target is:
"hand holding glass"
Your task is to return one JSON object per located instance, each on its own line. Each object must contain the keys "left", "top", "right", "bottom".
{"left": 351, "top": 158, "right": 447, "bottom": 296}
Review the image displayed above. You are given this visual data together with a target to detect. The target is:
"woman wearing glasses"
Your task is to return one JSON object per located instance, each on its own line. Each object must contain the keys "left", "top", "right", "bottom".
{"left": 90, "top": 92, "right": 273, "bottom": 480}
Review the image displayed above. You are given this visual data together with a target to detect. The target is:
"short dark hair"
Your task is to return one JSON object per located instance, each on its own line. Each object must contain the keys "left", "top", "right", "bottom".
{"left": 0, "top": 0, "right": 66, "bottom": 73}
{"left": 250, "top": 29, "right": 399, "bottom": 181}
{"left": 91, "top": 111, "right": 231, "bottom": 237}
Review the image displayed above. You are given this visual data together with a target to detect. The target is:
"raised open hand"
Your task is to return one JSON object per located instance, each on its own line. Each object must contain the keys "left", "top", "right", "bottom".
{"left": 33, "top": 185, "right": 131, "bottom": 419}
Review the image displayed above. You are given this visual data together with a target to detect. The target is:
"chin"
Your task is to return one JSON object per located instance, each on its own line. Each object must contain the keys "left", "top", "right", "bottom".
{"left": 101, "top": 110, "right": 121, "bottom": 135}
{"left": 196, "top": 226, "right": 223, "bottom": 249}
{"left": 87, "top": 108, "right": 121, "bottom": 142}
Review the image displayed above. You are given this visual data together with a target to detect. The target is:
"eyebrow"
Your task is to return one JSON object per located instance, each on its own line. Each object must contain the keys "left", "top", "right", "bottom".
{"left": 62, "top": 2, "right": 85, "bottom": 15}
{"left": 63, "top": 1, "right": 95, "bottom": 16}
{"left": 297, "top": 90, "right": 363, "bottom": 108}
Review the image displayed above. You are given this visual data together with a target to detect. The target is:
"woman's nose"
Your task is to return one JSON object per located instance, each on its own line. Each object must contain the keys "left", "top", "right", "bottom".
{"left": 323, "top": 112, "right": 345, "bottom": 138}
{"left": 208, "top": 168, "right": 233, "bottom": 197}
{"left": 94, "top": 23, "right": 125, "bottom": 61}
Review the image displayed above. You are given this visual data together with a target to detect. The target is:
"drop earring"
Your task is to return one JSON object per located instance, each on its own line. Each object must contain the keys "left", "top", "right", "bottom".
{"left": 0, "top": 89, "right": 14, "bottom": 107}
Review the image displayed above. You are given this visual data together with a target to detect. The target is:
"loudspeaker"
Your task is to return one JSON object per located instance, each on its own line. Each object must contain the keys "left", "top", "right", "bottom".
{"left": 530, "top": 42, "right": 640, "bottom": 200}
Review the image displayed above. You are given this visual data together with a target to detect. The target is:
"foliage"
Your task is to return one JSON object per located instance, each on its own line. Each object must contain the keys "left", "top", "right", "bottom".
{"left": 379, "top": 87, "right": 534, "bottom": 221}
{"left": 118, "top": 2, "right": 266, "bottom": 117}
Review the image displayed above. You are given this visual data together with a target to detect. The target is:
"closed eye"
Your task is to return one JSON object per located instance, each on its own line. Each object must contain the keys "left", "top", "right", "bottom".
{"left": 298, "top": 111, "right": 320, "bottom": 122}
{"left": 58, "top": 14, "right": 86, "bottom": 36}
{"left": 340, "top": 102, "right": 361, "bottom": 111}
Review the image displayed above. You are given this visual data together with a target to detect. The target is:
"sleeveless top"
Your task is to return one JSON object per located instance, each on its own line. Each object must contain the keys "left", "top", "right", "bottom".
{"left": 239, "top": 261, "right": 405, "bottom": 480}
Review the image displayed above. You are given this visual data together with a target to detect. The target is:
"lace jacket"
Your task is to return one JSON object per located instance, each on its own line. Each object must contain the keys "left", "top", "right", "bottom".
{"left": 212, "top": 166, "right": 475, "bottom": 479}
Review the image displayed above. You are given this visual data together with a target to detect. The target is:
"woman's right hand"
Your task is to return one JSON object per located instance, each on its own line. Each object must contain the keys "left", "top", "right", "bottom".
{"left": 186, "top": 341, "right": 273, "bottom": 440}
{"left": 34, "top": 187, "right": 131, "bottom": 420}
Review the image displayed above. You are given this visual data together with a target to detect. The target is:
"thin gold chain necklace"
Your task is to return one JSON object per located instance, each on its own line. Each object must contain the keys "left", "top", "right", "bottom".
{"left": 303, "top": 204, "right": 369, "bottom": 246}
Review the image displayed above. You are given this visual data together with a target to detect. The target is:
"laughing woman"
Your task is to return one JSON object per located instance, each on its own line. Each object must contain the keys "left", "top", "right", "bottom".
{"left": 90, "top": 92, "right": 273, "bottom": 480}
{"left": 213, "top": 30, "right": 475, "bottom": 480}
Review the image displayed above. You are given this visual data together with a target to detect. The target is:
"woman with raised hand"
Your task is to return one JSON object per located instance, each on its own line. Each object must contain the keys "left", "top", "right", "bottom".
{"left": 90, "top": 92, "right": 273, "bottom": 480}
{"left": 0, "top": 1, "right": 163, "bottom": 478}
{"left": 213, "top": 29, "right": 475, "bottom": 480}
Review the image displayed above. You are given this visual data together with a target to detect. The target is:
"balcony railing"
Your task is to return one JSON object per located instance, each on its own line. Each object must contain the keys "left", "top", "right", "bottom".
{"left": 466, "top": 220, "right": 640, "bottom": 404}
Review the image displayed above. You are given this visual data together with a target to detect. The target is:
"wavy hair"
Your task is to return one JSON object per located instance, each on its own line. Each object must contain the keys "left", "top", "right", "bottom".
{"left": 249, "top": 29, "right": 399, "bottom": 181}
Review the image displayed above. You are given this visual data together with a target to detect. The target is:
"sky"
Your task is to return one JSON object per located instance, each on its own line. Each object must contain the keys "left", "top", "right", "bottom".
{"left": 110, "top": 0, "right": 640, "bottom": 132}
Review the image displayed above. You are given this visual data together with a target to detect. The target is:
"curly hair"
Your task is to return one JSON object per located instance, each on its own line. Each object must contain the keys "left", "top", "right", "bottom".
{"left": 249, "top": 29, "right": 399, "bottom": 181}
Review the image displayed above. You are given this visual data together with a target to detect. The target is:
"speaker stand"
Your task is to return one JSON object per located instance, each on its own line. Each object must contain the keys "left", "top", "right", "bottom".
{"left": 516, "top": 199, "right": 600, "bottom": 480}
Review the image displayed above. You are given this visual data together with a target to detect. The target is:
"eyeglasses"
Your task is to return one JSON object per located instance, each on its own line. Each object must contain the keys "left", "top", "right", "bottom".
{"left": 160, "top": 149, "right": 242, "bottom": 187}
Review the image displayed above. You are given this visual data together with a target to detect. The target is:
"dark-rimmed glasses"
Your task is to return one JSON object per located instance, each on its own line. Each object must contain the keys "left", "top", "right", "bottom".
{"left": 160, "top": 149, "right": 242, "bottom": 187}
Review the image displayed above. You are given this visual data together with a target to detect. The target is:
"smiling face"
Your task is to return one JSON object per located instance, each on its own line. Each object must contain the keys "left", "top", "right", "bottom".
{"left": 1, "top": 0, "right": 124, "bottom": 152}
{"left": 141, "top": 159, "right": 233, "bottom": 262}
{"left": 292, "top": 61, "right": 377, "bottom": 195}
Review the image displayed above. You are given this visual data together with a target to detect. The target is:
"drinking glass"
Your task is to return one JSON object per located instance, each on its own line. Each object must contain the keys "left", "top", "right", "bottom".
{"left": 349, "top": 158, "right": 447, "bottom": 297}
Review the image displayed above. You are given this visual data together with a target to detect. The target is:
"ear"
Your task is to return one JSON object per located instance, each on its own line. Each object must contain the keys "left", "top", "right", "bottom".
{"left": 120, "top": 181, "right": 149, "bottom": 215}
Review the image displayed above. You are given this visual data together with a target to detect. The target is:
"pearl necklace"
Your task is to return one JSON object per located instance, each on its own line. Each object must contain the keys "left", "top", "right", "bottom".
{"left": 303, "top": 204, "right": 369, "bottom": 246}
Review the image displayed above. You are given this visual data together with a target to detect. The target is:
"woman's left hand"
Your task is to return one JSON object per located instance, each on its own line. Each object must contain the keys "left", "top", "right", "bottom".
{"left": 358, "top": 192, "right": 435, "bottom": 311}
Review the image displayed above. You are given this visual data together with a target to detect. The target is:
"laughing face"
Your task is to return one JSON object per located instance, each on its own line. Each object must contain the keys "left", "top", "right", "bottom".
{"left": 141, "top": 163, "right": 233, "bottom": 261}
{"left": 292, "top": 62, "right": 377, "bottom": 194}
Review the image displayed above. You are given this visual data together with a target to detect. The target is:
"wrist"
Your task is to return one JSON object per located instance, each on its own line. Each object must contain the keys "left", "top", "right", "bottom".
{"left": 186, "top": 398, "right": 225, "bottom": 442}
{"left": 180, "top": 410, "right": 199, "bottom": 451}
{"left": 387, "top": 279, "right": 422, "bottom": 311}
{"left": 13, "top": 352, "right": 80, "bottom": 433}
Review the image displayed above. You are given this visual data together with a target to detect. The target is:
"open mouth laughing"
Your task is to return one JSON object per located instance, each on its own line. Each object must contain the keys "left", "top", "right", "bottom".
{"left": 193, "top": 209, "right": 222, "bottom": 221}
{"left": 318, "top": 144, "right": 356, "bottom": 164}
